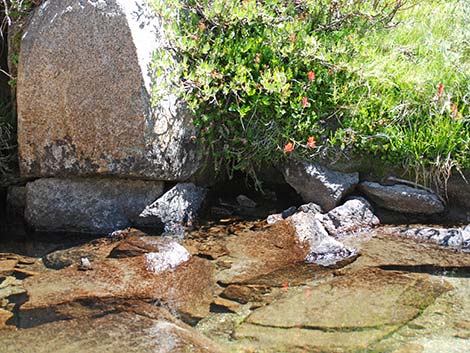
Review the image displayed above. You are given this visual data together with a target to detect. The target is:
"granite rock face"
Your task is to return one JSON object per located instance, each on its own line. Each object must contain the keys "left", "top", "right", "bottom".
{"left": 25, "top": 178, "right": 164, "bottom": 234}
{"left": 17, "top": 0, "right": 203, "bottom": 180}
{"left": 282, "top": 160, "right": 359, "bottom": 211}
{"left": 359, "top": 181, "right": 445, "bottom": 214}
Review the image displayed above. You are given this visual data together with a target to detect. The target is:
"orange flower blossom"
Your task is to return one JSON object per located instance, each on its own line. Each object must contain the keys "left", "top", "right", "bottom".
{"left": 307, "top": 136, "right": 316, "bottom": 149}
{"left": 301, "top": 96, "right": 309, "bottom": 108}
{"left": 284, "top": 142, "right": 294, "bottom": 153}
{"left": 307, "top": 70, "right": 315, "bottom": 81}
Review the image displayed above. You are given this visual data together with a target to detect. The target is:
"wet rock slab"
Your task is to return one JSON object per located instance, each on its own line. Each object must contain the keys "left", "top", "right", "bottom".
{"left": 0, "top": 307, "right": 225, "bottom": 353}
{"left": 215, "top": 221, "right": 310, "bottom": 285}
{"left": 234, "top": 268, "right": 451, "bottom": 352}
{"left": 20, "top": 255, "right": 216, "bottom": 324}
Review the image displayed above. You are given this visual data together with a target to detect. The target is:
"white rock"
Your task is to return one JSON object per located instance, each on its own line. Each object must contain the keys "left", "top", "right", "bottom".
{"left": 290, "top": 212, "right": 355, "bottom": 266}
{"left": 144, "top": 242, "right": 191, "bottom": 274}
{"left": 316, "top": 197, "right": 380, "bottom": 236}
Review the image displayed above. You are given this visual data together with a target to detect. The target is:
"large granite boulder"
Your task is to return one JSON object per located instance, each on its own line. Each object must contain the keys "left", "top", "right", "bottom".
{"left": 25, "top": 178, "right": 164, "bottom": 234}
{"left": 359, "top": 181, "right": 445, "bottom": 214}
{"left": 282, "top": 160, "right": 358, "bottom": 211}
{"left": 17, "top": 0, "right": 203, "bottom": 180}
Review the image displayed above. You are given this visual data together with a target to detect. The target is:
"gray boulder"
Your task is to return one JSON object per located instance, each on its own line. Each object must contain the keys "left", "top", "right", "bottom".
{"left": 290, "top": 212, "right": 356, "bottom": 266}
{"left": 137, "top": 183, "right": 206, "bottom": 234}
{"left": 17, "top": 0, "right": 203, "bottom": 180}
{"left": 25, "top": 178, "right": 164, "bottom": 234}
{"left": 316, "top": 197, "right": 380, "bottom": 236}
{"left": 359, "top": 181, "right": 445, "bottom": 214}
{"left": 282, "top": 160, "right": 358, "bottom": 211}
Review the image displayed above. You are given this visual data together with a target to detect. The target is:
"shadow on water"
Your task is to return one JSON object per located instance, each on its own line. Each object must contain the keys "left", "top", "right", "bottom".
{"left": 379, "top": 264, "right": 470, "bottom": 278}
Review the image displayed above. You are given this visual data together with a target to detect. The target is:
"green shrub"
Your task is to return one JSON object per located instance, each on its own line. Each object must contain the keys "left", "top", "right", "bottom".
{"left": 150, "top": 0, "right": 470, "bottom": 187}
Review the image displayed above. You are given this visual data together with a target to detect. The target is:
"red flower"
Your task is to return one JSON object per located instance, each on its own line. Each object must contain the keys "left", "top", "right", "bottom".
{"left": 307, "top": 70, "right": 315, "bottom": 81}
{"left": 301, "top": 96, "right": 309, "bottom": 108}
{"left": 284, "top": 142, "right": 294, "bottom": 153}
{"left": 307, "top": 136, "right": 316, "bottom": 149}
{"left": 437, "top": 83, "right": 444, "bottom": 99}
{"left": 451, "top": 102, "right": 458, "bottom": 118}
{"left": 289, "top": 33, "right": 296, "bottom": 42}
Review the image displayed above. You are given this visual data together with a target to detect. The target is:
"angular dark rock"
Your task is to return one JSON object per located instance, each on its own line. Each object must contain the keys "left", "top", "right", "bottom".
{"left": 282, "top": 160, "right": 359, "bottom": 211}
{"left": 359, "top": 181, "right": 445, "bottom": 214}
{"left": 137, "top": 183, "right": 206, "bottom": 234}
{"left": 25, "top": 178, "right": 164, "bottom": 234}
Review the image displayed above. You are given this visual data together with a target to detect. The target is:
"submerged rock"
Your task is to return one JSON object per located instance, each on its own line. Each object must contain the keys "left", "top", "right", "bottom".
{"left": 137, "top": 183, "right": 206, "bottom": 234}
{"left": 0, "top": 309, "right": 225, "bottom": 352}
{"left": 108, "top": 233, "right": 174, "bottom": 258}
{"left": 282, "top": 160, "right": 358, "bottom": 211}
{"left": 25, "top": 178, "right": 164, "bottom": 234}
{"left": 21, "top": 255, "right": 216, "bottom": 323}
{"left": 17, "top": 0, "right": 204, "bottom": 180}
{"left": 316, "top": 197, "right": 380, "bottom": 236}
{"left": 43, "top": 235, "right": 124, "bottom": 270}
{"left": 234, "top": 268, "right": 451, "bottom": 353}
{"left": 359, "top": 181, "right": 445, "bottom": 214}
{"left": 215, "top": 221, "right": 310, "bottom": 285}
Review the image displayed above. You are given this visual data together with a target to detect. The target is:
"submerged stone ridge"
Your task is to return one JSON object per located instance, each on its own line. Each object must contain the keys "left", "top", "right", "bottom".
{"left": 17, "top": 0, "right": 203, "bottom": 180}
